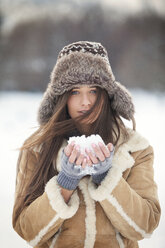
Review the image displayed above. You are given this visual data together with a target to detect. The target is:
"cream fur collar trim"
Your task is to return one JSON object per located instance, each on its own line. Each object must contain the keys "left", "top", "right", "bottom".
{"left": 88, "top": 129, "right": 149, "bottom": 201}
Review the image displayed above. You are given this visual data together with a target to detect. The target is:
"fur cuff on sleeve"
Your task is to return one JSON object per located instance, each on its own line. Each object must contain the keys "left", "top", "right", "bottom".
{"left": 45, "top": 176, "right": 79, "bottom": 219}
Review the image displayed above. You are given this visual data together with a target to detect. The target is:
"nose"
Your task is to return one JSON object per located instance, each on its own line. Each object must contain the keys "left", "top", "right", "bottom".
{"left": 81, "top": 94, "right": 91, "bottom": 107}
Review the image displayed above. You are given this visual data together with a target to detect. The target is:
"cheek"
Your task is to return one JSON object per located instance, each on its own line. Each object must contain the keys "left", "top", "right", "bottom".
{"left": 90, "top": 94, "right": 97, "bottom": 105}
{"left": 67, "top": 97, "right": 76, "bottom": 116}
{"left": 67, "top": 99, "right": 72, "bottom": 115}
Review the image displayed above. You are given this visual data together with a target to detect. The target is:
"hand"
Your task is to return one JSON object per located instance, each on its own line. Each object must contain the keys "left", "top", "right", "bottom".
{"left": 57, "top": 142, "right": 88, "bottom": 190}
{"left": 64, "top": 142, "right": 87, "bottom": 168}
{"left": 86, "top": 142, "right": 114, "bottom": 185}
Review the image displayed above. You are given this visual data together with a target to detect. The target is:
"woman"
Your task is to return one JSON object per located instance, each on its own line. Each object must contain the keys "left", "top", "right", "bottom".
{"left": 12, "top": 41, "right": 161, "bottom": 248}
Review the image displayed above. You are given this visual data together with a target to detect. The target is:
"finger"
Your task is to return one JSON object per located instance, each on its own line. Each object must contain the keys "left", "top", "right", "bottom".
{"left": 82, "top": 158, "right": 87, "bottom": 168}
{"left": 64, "top": 141, "right": 75, "bottom": 157}
{"left": 85, "top": 148, "right": 98, "bottom": 164}
{"left": 75, "top": 153, "right": 84, "bottom": 165}
{"left": 68, "top": 145, "right": 80, "bottom": 163}
{"left": 86, "top": 155, "right": 92, "bottom": 166}
{"left": 98, "top": 142, "right": 110, "bottom": 158}
{"left": 91, "top": 143, "right": 105, "bottom": 162}
{"left": 107, "top": 143, "right": 114, "bottom": 152}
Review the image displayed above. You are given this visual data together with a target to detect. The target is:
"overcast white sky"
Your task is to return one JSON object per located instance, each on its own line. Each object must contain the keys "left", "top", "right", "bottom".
{"left": 1, "top": 0, "right": 165, "bottom": 16}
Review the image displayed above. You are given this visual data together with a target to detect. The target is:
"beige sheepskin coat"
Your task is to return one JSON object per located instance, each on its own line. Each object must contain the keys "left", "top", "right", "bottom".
{"left": 12, "top": 129, "right": 161, "bottom": 248}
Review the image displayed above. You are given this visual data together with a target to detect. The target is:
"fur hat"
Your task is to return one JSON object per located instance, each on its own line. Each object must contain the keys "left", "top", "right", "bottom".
{"left": 38, "top": 41, "right": 135, "bottom": 125}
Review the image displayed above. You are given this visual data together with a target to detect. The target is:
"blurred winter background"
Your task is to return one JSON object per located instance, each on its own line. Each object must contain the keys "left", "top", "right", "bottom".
{"left": 0, "top": 0, "right": 165, "bottom": 247}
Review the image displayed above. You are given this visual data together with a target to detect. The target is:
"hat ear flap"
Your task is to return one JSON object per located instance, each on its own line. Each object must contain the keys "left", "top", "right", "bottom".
{"left": 110, "top": 81, "right": 135, "bottom": 120}
{"left": 37, "top": 83, "right": 57, "bottom": 125}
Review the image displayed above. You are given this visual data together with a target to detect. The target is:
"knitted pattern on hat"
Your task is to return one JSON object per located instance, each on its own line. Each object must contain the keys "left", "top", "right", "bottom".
{"left": 37, "top": 41, "right": 135, "bottom": 125}
{"left": 58, "top": 41, "right": 109, "bottom": 63}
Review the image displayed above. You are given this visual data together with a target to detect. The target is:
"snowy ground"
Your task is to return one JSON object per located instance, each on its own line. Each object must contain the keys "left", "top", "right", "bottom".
{"left": 0, "top": 90, "right": 165, "bottom": 248}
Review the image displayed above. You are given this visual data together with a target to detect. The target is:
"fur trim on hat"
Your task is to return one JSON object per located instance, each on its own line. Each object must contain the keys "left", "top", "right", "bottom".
{"left": 37, "top": 41, "right": 135, "bottom": 125}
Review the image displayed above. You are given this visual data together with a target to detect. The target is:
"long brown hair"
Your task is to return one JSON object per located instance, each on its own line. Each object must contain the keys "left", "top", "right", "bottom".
{"left": 13, "top": 87, "right": 134, "bottom": 224}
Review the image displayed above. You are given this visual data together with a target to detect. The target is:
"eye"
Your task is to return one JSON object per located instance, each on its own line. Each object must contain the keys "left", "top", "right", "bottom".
{"left": 90, "top": 89, "right": 97, "bottom": 94}
{"left": 71, "top": 90, "right": 79, "bottom": 95}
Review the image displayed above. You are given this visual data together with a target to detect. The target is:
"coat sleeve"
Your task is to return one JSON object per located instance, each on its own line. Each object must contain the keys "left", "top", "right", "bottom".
{"left": 88, "top": 145, "right": 161, "bottom": 241}
{"left": 12, "top": 149, "right": 79, "bottom": 247}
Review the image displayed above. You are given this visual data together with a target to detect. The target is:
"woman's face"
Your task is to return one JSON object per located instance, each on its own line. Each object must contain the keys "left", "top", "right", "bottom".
{"left": 67, "top": 85, "right": 98, "bottom": 120}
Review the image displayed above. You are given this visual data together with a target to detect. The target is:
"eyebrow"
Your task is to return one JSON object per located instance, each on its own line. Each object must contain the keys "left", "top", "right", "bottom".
{"left": 72, "top": 86, "right": 97, "bottom": 89}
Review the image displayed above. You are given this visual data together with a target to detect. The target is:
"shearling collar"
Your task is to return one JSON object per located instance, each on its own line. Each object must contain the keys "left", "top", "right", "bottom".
{"left": 87, "top": 129, "right": 149, "bottom": 201}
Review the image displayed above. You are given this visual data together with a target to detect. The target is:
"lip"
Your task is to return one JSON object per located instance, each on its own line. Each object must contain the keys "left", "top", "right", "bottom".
{"left": 78, "top": 110, "right": 89, "bottom": 115}
{"left": 78, "top": 110, "right": 89, "bottom": 113}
